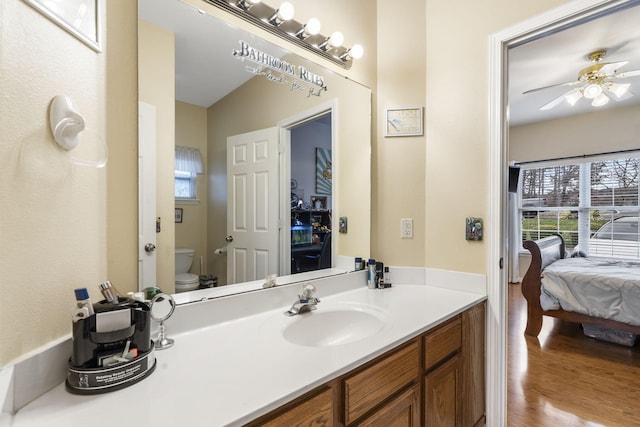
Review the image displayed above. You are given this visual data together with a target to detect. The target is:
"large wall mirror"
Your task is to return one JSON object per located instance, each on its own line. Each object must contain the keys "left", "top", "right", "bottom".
{"left": 138, "top": 0, "right": 371, "bottom": 303}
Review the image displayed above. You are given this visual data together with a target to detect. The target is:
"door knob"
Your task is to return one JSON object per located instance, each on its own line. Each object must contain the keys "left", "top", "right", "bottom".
{"left": 225, "top": 235, "right": 234, "bottom": 242}
{"left": 145, "top": 243, "right": 156, "bottom": 253}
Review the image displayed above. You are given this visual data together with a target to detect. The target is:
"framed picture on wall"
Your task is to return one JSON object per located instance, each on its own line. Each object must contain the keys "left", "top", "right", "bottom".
{"left": 385, "top": 107, "right": 423, "bottom": 137}
{"left": 310, "top": 195, "right": 328, "bottom": 210}
{"left": 315, "top": 148, "right": 332, "bottom": 195}
{"left": 175, "top": 208, "right": 183, "bottom": 223}
{"left": 24, "top": 0, "right": 102, "bottom": 52}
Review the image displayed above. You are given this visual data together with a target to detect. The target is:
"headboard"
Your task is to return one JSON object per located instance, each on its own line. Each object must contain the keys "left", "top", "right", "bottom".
{"left": 522, "top": 234, "right": 565, "bottom": 288}
{"left": 532, "top": 234, "right": 566, "bottom": 270}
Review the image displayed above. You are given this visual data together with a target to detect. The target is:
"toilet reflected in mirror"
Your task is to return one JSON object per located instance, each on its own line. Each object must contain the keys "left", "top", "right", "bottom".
{"left": 150, "top": 293, "right": 176, "bottom": 350}
{"left": 175, "top": 248, "right": 199, "bottom": 292}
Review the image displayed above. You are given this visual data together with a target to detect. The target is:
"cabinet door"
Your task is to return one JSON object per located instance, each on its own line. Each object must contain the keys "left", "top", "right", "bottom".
{"left": 462, "top": 302, "right": 485, "bottom": 427}
{"left": 256, "top": 386, "right": 335, "bottom": 427}
{"left": 355, "top": 384, "right": 420, "bottom": 427}
{"left": 344, "top": 340, "right": 420, "bottom": 424}
{"left": 424, "top": 355, "right": 462, "bottom": 427}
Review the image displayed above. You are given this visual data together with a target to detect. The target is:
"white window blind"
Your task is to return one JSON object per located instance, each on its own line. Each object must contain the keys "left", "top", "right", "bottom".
{"left": 175, "top": 146, "right": 204, "bottom": 200}
{"left": 519, "top": 157, "right": 639, "bottom": 259}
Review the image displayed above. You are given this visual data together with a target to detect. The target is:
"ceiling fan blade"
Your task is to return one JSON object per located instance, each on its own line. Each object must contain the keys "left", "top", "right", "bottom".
{"left": 523, "top": 80, "right": 580, "bottom": 95}
{"left": 615, "top": 69, "right": 640, "bottom": 78}
{"left": 598, "top": 61, "right": 629, "bottom": 76}
{"left": 539, "top": 88, "right": 582, "bottom": 111}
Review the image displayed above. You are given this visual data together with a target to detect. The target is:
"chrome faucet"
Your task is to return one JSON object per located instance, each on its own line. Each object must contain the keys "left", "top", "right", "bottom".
{"left": 285, "top": 284, "right": 320, "bottom": 316}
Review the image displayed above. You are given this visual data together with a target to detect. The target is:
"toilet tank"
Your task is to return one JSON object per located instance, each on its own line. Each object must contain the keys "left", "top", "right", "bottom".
{"left": 175, "top": 248, "right": 195, "bottom": 274}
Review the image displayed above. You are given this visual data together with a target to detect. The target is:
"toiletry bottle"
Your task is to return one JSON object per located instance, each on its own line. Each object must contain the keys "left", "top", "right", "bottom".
{"left": 72, "top": 288, "right": 95, "bottom": 322}
{"left": 383, "top": 267, "right": 392, "bottom": 287}
{"left": 74, "top": 288, "right": 95, "bottom": 316}
{"left": 367, "top": 259, "right": 377, "bottom": 289}
{"left": 375, "top": 262, "right": 384, "bottom": 288}
{"left": 355, "top": 257, "right": 363, "bottom": 271}
{"left": 98, "top": 281, "right": 120, "bottom": 304}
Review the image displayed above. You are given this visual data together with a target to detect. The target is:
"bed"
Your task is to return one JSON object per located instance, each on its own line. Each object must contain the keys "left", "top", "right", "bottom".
{"left": 520, "top": 234, "right": 640, "bottom": 340}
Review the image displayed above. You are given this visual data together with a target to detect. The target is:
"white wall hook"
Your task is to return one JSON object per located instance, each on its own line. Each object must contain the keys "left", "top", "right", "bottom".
{"left": 49, "top": 95, "right": 86, "bottom": 150}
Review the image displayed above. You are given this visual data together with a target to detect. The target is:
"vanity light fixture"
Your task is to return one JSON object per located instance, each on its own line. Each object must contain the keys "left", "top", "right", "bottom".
{"left": 201, "top": 0, "right": 363, "bottom": 69}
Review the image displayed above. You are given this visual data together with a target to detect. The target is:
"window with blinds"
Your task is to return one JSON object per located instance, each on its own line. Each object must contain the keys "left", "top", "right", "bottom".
{"left": 519, "top": 157, "right": 639, "bottom": 259}
{"left": 175, "top": 146, "right": 204, "bottom": 201}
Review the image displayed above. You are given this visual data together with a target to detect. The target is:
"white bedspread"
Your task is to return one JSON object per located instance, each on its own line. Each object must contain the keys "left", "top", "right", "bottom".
{"left": 540, "top": 257, "right": 640, "bottom": 326}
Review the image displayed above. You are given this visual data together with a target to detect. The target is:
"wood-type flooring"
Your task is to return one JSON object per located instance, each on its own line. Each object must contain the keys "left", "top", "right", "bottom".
{"left": 508, "top": 283, "right": 640, "bottom": 426}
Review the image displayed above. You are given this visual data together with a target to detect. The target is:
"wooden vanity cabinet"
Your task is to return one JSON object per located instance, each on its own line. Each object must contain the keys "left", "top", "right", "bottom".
{"left": 246, "top": 383, "right": 338, "bottom": 427}
{"left": 246, "top": 302, "right": 485, "bottom": 427}
{"left": 423, "top": 316, "right": 463, "bottom": 427}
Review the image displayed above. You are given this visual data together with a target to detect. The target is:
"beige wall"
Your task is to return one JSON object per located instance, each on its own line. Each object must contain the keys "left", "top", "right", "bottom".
{"left": 510, "top": 104, "right": 640, "bottom": 163}
{"left": 138, "top": 20, "right": 176, "bottom": 293}
{"left": 372, "top": 0, "right": 426, "bottom": 266}
{"left": 423, "top": 0, "right": 569, "bottom": 274}
{"left": 105, "top": 1, "right": 139, "bottom": 306}
{"left": 175, "top": 101, "right": 208, "bottom": 276}
{"left": 1, "top": 0, "right": 106, "bottom": 365}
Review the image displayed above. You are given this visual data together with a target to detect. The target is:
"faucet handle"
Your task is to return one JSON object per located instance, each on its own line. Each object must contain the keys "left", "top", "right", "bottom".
{"left": 301, "top": 283, "right": 316, "bottom": 299}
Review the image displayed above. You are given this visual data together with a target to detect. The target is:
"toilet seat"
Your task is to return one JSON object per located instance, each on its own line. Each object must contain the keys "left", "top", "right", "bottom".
{"left": 175, "top": 272, "right": 199, "bottom": 292}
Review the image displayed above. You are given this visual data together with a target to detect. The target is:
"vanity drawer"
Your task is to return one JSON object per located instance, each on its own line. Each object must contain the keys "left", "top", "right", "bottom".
{"left": 424, "top": 315, "right": 461, "bottom": 370}
{"left": 254, "top": 385, "right": 335, "bottom": 427}
{"left": 344, "top": 339, "right": 420, "bottom": 424}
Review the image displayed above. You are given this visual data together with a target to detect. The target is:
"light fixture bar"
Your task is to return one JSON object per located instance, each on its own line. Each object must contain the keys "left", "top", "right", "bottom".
{"left": 202, "top": 0, "right": 357, "bottom": 69}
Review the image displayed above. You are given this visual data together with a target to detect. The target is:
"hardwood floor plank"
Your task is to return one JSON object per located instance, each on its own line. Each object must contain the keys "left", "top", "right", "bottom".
{"left": 508, "top": 283, "right": 640, "bottom": 426}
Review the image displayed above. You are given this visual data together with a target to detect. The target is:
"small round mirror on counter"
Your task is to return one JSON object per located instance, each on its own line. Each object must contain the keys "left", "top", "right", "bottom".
{"left": 150, "top": 293, "right": 176, "bottom": 350}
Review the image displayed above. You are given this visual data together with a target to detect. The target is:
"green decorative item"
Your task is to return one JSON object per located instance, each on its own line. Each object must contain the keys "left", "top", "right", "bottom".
{"left": 466, "top": 217, "right": 483, "bottom": 241}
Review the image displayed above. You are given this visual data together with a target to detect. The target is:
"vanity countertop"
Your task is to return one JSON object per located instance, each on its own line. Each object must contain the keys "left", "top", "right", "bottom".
{"left": 11, "top": 283, "right": 485, "bottom": 426}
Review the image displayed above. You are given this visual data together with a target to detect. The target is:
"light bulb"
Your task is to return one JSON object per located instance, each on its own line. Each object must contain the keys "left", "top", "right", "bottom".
{"left": 583, "top": 83, "right": 603, "bottom": 99}
{"left": 591, "top": 93, "right": 609, "bottom": 107}
{"left": 305, "top": 18, "right": 321, "bottom": 36}
{"left": 328, "top": 31, "right": 344, "bottom": 48}
{"left": 296, "top": 18, "right": 321, "bottom": 39}
{"left": 564, "top": 89, "right": 582, "bottom": 106}
{"left": 277, "top": 2, "right": 294, "bottom": 21}
{"left": 608, "top": 82, "right": 630, "bottom": 98}
{"left": 349, "top": 44, "right": 364, "bottom": 59}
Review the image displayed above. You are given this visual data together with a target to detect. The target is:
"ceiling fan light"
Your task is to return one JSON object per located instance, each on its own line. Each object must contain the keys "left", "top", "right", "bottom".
{"left": 609, "top": 82, "right": 631, "bottom": 98}
{"left": 591, "top": 93, "right": 609, "bottom": 107}
{"left": 583, "top": 83, "right": 603, "bottom": 99}
{"left": 565, "top": 90, "right": 582, "bottom": 106}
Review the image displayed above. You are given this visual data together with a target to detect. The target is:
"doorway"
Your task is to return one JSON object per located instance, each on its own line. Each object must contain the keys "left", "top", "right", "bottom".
{"left": 278, "top": 101, "right": 336, "bottom": 276}
{"left": 289, "top": 113, "right": 333, "bottom": 274}
{"left": 488, "top": 0, "right": 640, "bottom": 424}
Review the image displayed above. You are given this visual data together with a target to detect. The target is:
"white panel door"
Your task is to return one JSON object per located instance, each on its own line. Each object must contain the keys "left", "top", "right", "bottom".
{"left": 227, "top": 128, "right": 279, "bottom": 284}
{"left": 138, "top": 102, "right": 157, "bottom": 290}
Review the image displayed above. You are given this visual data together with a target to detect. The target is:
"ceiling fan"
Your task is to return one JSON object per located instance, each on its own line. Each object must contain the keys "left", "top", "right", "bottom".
{"left": 523, "top": 49, "right": 640, "bottom": 110}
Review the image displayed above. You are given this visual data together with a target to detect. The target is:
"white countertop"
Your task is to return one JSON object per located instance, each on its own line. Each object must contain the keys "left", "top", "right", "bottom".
{"left": 10, "top": 283, "right": 485, "bottom": 427}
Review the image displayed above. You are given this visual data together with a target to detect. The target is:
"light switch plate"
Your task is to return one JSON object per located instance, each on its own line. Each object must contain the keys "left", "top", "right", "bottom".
{"left": 339, "top": 216, "right": 348, "bottom": 233}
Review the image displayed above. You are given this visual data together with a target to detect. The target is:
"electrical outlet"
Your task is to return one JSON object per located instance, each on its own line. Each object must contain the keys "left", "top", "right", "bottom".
{"left": 401, "top": 218, "right": 413, "bottom": 239}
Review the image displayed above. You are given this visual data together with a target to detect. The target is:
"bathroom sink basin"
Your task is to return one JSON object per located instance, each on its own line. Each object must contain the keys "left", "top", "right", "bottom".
{"left": 282, "top": 305, "right": 387, "bottom": 347}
